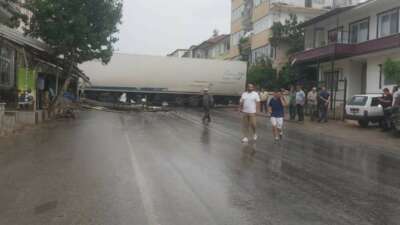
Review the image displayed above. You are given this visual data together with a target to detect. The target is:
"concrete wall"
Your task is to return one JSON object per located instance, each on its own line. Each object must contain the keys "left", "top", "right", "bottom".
{"left": 232, "top": 0, "right": 244, "bottom": 10}
{"left": 366, "top": 52, "right": 400, "bottom": 94}
{"left": 319, "top": 59, "right": 362, "bottom": 101}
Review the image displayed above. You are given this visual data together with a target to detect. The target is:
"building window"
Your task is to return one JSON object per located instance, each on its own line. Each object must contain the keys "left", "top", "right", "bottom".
{"left": 231, "top": 31, "right": 244, "bottom": 46}
{"left": 380, "top": 64, "right": 398, "bottom": 85}
{"left": 232, "top": 5, "right": 244, "bottom": 22}
{"left": 377, "top": 9, "right": 399, "bottom": 38}
{"left": 253, "top": 0, "right": 265, "bottom": 7}
{"left": 349, "top": 18, "right": 369, "bottom": 43}
{"left": 305, "top": 0, "right": 312, "bottom": 8}
{"left": 328, "top": 27, "right": 344, "bottom": 44}
{"left": 251, "top": 45, "right": 274, "bottom": 65}
{"left": 314, "top": 28, "right": 326, "bottom": 47}
{"left": 0, "top": 44, "right": 15, "bottom": 88}
{"left": 253, "top": 15, "right": 272, "bottom": 34}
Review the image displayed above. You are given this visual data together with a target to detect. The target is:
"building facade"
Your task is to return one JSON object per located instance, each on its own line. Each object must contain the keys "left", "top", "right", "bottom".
{"left": 229, "top": 0, "right": 332, "bottom": 68}
{"left": 167, "top": 49, "right": 189, "bottom": 58}
{"left": 182, "top": 34, "right": 231, "bottom": 60}
{"left": 294, "top": 0, "right": 400, "bottom": 98}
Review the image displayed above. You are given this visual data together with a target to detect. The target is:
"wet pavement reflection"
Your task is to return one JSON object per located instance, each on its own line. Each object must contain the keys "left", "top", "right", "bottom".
{"left": 0, "top": 109, "right": 399, "bottom": 225}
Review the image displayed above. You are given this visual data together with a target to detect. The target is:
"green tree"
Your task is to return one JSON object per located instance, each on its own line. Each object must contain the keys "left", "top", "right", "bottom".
{"left": 23, "top": 0, "right": 123, "bottom": 107}
{"left": 247, "top": 59, "right": 279, "bottom": 90}
{"left": 383, "top": 58, "right": 400, "bottom": 85}
{"left": 270, "top": 14, "right": 304, "bottom": 55}
{"left": 277, "top": 62, "right": 297, "bottom": 88}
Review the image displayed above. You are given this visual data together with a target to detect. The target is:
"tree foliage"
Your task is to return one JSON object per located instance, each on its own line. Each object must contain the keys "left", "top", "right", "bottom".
{"left": 269, "top": 14, "right": 304, "bottom": 55}
{"left": 383, "top": 58, "right": 400, "bottom": 84}
{"left": 24, "top": 0, "right": 123, "bottom": 65}
{"left": 238, "top": 36, "right": 251, "bottom": 62}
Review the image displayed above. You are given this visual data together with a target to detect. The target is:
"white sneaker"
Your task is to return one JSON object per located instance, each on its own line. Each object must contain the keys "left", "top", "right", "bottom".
{"left": 253, "top": 134, "right": 258, "bottom": 141}
{"left": 241, "top": 137, "right": 249, "bottom": 143}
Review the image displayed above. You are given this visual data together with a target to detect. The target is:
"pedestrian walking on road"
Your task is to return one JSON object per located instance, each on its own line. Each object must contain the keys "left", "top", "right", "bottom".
{"left": 307, "top": 87, "right": 318, "bottom": 121}
{"left": 202, "top": 88, "right": 214, "bottom": 125}
{"left": 318, "top": 86, "right": 331, "bottom": 123}
{"left": 240, "top": 83, "right": 260, "bottom": 143}
{"left": 288, "top": 85, "right": 296, "bottom": 120}
{"left": 259, "top": 88, "right": 269, "bottom": 113}
{"left": 268, "top": 90, "right": 287, "bottom": 141}
{"left": 296, "top": 85, "right": 305, "bottom": 122}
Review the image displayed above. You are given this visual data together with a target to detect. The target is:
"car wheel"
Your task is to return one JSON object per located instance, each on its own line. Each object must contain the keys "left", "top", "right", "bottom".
{"left": 358, "top": 119, "right": 369, "bottom": 128}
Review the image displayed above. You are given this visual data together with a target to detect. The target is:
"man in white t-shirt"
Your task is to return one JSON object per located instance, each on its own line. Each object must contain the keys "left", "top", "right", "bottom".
{"left": 240, "top": 83, "right": 260, "bottom": 143}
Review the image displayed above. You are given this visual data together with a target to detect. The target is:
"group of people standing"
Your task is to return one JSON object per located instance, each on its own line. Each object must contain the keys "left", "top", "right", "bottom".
{"left": 287, "top": 85, "right": 331, "bottom": 123}
{"left": 238, "top": 84, "right": 331, "bottom": 143}
{"left": 379, "top": 86, "right": 400, "bottom": 131}
{"left": 201, "top": 83, "right": 332, "bottom": 143}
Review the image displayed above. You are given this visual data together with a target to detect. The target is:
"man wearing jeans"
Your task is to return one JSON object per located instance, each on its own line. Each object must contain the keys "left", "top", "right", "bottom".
{"left": 240, "top": 83, "right": 260, "bottom": 143}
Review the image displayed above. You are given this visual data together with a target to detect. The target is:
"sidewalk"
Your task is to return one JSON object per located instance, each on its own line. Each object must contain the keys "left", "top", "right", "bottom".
{"left": 256, "top": 111, "right": 400, "bottom": 149}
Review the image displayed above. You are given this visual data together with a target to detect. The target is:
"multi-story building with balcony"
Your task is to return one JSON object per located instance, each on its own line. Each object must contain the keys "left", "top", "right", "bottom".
{"left": 229, "top": 0, "right": 360, "bottom": 69}
{"left": 179, "top": 34, "right": 231, "bottom": 60}
{"left": 293, "top": 0, "right": 400, "bottom": 101}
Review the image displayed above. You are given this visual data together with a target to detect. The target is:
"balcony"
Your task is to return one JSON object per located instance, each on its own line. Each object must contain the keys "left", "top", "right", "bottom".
{"left": 293, "top": 33, "right": 400, "bottom": 64}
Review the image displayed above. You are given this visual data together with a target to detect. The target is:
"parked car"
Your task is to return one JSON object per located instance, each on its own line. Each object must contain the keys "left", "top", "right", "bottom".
{"left": 345, "top": 94, "right": 384, "bottom": 128}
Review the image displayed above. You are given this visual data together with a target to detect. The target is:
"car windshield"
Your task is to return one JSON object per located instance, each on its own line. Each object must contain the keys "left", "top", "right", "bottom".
{"left": 349, "top": 96, "right": 368, "bottom": 106}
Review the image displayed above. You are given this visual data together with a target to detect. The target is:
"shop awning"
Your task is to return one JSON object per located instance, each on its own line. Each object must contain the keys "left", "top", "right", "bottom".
{"left": 0, "top": 24, "right": 90, "bottom": 83}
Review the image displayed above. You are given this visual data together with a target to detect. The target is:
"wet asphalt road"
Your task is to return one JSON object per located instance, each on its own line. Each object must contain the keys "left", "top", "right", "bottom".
{"left": 1, "top": 109, "right": 400, "bottom": 225}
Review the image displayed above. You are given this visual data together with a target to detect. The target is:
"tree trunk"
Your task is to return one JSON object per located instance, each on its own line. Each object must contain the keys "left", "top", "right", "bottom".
{"left": 49, "top": 59, "right": 76, "bottom": 116}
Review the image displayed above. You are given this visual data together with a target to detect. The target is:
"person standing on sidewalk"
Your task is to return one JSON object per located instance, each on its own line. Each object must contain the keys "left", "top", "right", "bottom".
{"left": 268, "top": 90, "right": 287, "bottom": 141}
{"left": 318, "top": 86, "right": 331, "bottom": 123}
{"left": 259, "top": 88, "right": 269, "bottom": 113}
{"left": 307, "top": 87, "right": 318, "bottom": 121}
{"left": 295, "top": 85, "right": 305, "bottom": 122}
{"left": 202, "top": 88, "right": 214, "bottom": 125}
{"left": 393, "top": 86, "right": 400, "bottom": 107}
{"left": 288, "top": 85, "right": 296, "bottom": 120}
{"left": 378, "top": 88, "right": 393, "bottom": 131}
{"left": 240, "top": 83, "right": 260, "bottom": 143}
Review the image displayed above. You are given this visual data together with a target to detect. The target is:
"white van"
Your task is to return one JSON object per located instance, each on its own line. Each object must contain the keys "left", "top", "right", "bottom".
{"left": 345, "top": 94, "right": 384, "bottom": 127}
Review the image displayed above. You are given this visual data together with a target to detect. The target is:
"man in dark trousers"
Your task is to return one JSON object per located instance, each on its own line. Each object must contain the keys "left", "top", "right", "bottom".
{"left": 378, "top": 88, "right": 393, "bottom": 131}
{"left": 202, "top": 88, "right": 214, "bottom": 125}
{"left": 318, "top": 86, "right": 331, "bottom": 123}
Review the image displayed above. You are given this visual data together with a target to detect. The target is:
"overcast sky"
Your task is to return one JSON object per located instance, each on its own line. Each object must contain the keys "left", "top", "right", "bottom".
{"left": 115, "top": 0, "right": 231, "bottom": 56}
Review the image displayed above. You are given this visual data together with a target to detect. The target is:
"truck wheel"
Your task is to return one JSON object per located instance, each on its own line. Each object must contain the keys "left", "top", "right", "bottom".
{"left": 188, "top": 96, "right": 200, "bottom": 107}
{"left": 175, "top": 96, "right": 185, "bottom": 106}
{"left": 358, "top": 119, "right": 369, "bottom": 128}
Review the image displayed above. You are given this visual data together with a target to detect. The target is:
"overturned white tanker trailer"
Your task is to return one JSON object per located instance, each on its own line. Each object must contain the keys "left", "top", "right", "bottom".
{"left": 79, "top": 53, "right": 247, "bottom": 106}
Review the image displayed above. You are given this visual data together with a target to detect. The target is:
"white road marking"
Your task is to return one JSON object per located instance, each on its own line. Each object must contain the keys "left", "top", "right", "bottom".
{"left": 125, "top": 133, "right": 160, "bottom": 225}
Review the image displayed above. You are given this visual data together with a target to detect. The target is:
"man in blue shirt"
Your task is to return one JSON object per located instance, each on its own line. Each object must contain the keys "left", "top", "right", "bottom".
{"left": 268, "top": 90, "right": 287, "bottom": 141}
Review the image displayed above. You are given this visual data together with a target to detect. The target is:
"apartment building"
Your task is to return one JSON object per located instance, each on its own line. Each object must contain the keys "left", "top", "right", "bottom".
{"left": 293, "top": 0, "right": 400, "bottom": 101}
{"left": 179, "top": 34, "right": 231, "bottom": 60}
{"left": 229, "top": 0, "right": 351, "bottom": 69}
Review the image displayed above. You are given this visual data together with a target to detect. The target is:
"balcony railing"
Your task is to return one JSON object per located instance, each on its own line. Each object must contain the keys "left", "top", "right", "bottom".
{"left": 294, "top": 33, "right": 400, "bottom": 64}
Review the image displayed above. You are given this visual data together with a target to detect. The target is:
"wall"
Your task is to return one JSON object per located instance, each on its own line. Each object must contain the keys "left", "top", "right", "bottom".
{"left": 366, "top": 52, "right": 400, "bottom": 94}
{"left": 319, "top": 59, "right": 362, "bottom": 100}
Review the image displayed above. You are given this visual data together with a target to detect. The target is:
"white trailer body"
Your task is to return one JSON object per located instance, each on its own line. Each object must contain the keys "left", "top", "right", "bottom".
{"left": 80, "top": 54, "right": 246, "bottom": 97}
